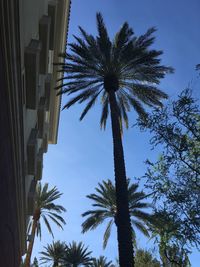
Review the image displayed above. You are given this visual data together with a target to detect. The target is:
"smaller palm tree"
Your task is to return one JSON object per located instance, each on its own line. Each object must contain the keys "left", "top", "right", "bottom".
{"left": 91, "top": 256, "right": 114, "bottom": 267}
{"left": 24, "top": 182, "right": 66, "bottom": 267}
{"left": 32, "top": 257, "right": 39, "bottom": 267}
{"left": 82, "top": 179, "right": 151, "bottom": 248}
{"left": 40, "top": 241, "right": 67, "bottom": 267}
{"left": 63, "top": 241, "right": 93, "bottom": 267}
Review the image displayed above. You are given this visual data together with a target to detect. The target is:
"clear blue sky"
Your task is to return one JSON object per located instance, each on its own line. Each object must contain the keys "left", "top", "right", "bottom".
{"left": 33, "top": 0, "right": 200, "bottom": 265}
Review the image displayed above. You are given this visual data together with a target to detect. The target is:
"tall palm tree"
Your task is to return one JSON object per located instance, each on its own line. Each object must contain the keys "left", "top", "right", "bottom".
{"left": 24, "top": 182, "right": 66, "bottom": 267}
{"left": 91, "top": 256, "right": 114, "bottom": 267}
{"left": 82, "top": 179, "right": 151, "bottom": 248}
{"left": 63, "top": 241, "right": 92, "bottom": 267}
{"left": 40, "top": 241, "right": 67, "bottom": 267}
{"left": 56, "top": 13, "right": 173, "bottom": 266}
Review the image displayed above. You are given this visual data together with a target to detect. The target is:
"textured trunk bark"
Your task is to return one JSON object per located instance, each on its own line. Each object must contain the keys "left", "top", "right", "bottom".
{"left": 159, "top": 239, "right": 168, "bottom": 267}
{"left": 108, "top": 90, "right": 134, "bottom": 267}
{"left": 24, "top": 219, "right": 37, "bottom": 267}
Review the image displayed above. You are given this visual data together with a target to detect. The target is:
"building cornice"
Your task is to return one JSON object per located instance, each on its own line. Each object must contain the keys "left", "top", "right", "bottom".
{"left": 48, "top": 0, "right": 71, "bottom": 144}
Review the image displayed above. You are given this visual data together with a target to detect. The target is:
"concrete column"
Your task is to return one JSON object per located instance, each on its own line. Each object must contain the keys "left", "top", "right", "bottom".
{"left": 0, "top": 44, "right": 21, "bottom": 267}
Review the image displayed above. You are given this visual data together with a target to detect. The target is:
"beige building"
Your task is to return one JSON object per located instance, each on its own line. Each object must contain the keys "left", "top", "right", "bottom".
{"left": 0, "top": 0, "right": 71, "bottom": 266}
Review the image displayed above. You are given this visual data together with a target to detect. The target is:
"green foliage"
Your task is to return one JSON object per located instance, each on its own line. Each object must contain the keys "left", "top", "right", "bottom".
{"left": 40, "top": 241, "right": 93, "bottom": 267}
{"left": 63, "top": 241, "right": 93, "bottom": 266}
{"left": 55, "top": 12, "right": 173, "bottom": 267}
{"left": 20, "top": 259, "right": 24, "bottom": 267}
{"left": 82, "top": 179, "right": 152, "bottom": 248}
{"left": 91, "top": 256, "right": 114, "bottom": 267}
{"left": 135, "top": 249, "right": 161, "bottom": 267}
{"left": 148, "top": 211, "right": 191, "bottom": 267}
{"left": 40, "top": 241, "right": 67, "bottom": 266}
{"left": 162, "top": 244, "right": 191, "bottom": 267}
{"left": 32, "top": 257, "right": 39, "bottom": 267}
{"left": 28, "top": 182, "right": 66, "bottom": 239}
{"left": 137, "top": 89, "right": 200, "bottom": 252}
{"left": 56, "top": 12, "right": 173, "bottom": 129}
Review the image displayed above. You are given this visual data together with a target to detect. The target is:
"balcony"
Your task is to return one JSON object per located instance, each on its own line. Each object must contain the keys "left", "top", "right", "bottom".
{"left": 36, "top": 148, "right": 43, "bottom": 180}
{"left": 27, "top": 128, "right": 38, "bottom": 175}
{"left": 45, "top": 74, "right": 52, "bottom": 111}
{"left": 37, "top": 97, "right": 47, "bottom": 138}
{"left": 39, "top": 15, "right": 51, "bottom": 74}
{"left": 27, "top": 178, "right": 37, "bottom": 215}
{"left": 24, "top": 39, "right": 41, "bottom": 109}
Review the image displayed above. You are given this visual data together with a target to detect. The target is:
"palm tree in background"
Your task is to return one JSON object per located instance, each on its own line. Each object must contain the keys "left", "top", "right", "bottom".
{"left": 63, "top": 241, "right": 93, "bottom": 267}
{"left": 24, "top": 182, "right": 66, "bottom": 267}
{"left": 32, "top": 257, "right": 39, "bottom": 267}
{"left": 40, "top": 241, "right": 67, "bottom": 267}
{"left": 56, "top": 12, "right": 173, "bottom": 266}
{"left": 82, "top": 179, "right": 151, "bottom": 248}
{"left": 91, "top": 256, "right": 114, "bottom": 267}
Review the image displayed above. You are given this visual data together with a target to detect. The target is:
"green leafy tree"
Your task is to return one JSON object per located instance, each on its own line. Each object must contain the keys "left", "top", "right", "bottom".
{"left": 91, "top": 256, "right": 114, "bottom": 267}
{"left": 82, "top": 179, "right": 151, "bottom": 248}
{"left": 148, "top": 211, "right": 191, "bottom": 267}
{"left": 56, "top": 12, "right": 173, "bottom": 266}
{"left": 138, "top": 89, "right": 200, "bottom": 248}
{"left": 24, "top": 183, "right": 66, "bottom": 267}
{"left": 151, "top": 211, "right": 191, "bottom": 267}
{"left": 63, "top": 241, "right": 92, "bottom": 267}
{"left": 40, "top": 241, "right": 67, "bottom": 267}
{"left": 163, "top": 245, "right": 191, "bottom": 267}
{"left": 135, "top": 249, "right": 161, "bottom": 267}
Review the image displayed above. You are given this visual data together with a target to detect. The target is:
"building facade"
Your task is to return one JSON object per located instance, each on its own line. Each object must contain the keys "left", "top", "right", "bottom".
{"left": 0, "top": 0, "right": 71, "bottom": 266}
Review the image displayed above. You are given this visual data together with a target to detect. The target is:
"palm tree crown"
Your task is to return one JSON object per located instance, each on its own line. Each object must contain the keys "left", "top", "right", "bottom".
{"left": 25, "top": 182, "right": 66, "bottom": 267}
{"left": 56, "top": 13, "right": 173, "bottom": 128}
{"left": 63, "top": 241, "right": 93, "bottom": 267}
{"left": 91, "top": 256, "right": 114, "bottom": 267}
{"left": 82, "top": 179, "right": 151, "bottom": 248}
{"left": 31, "top": 182, "right": 66, "bottom": 238}
{"left": 40, "top": 241, "right": 67, "bottom": 266}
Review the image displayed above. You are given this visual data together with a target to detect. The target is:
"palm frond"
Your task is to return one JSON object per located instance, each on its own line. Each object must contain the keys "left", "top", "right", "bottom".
{"left": 79, "top": 90, "right": 102, "bottom": 120}
{"left": 62, "top": 88, "right": 99, "bottom": 110}
{"left": 136, "top": 27, "right": 156, "bottom": 48}
{"left": 35, "top": 221, "right": 41, "bottom": 239}
{"left": 103, "top": 219, "right": 114, "bottom": 249}
{"left": 92, "top": 256, "right": 114, "bottom": 267}
{"left": 42, "top": 214, "right": 54, "bottom": 238}
{"left": 82, "top": 210, "right": 109, "bottom": 233}
{"left": 47, "top": 214, "right": 65, "bottom": 230}
{"left": 40, "top": 241, "right": 67, "bottom": 266}
{"left": 82, "top": 178, "right": 152, "bottom": 248}
{"left": 96, "top": 12, "right": 111, "bottom": 61}
{"left": 64, "top": 241, "right": 92, "bottom": 266}
{"left": 131, "top": 220, "right": 150, "bottom": 237}
{"left": 100, "top": 95, "right": 109, "bottom": 129}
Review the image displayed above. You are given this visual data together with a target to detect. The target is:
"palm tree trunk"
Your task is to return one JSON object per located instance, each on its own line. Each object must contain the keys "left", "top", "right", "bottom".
{"left": 24, "top": 219, "right": 37, "bottom": 267}
{"left": 108, "top": 90, "right": 134, "bottom": 267}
